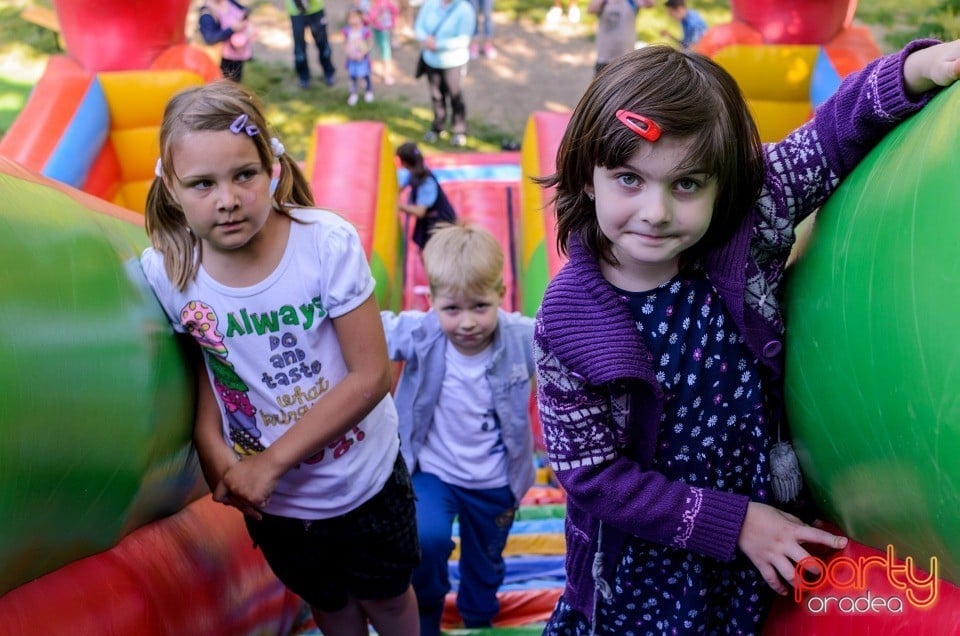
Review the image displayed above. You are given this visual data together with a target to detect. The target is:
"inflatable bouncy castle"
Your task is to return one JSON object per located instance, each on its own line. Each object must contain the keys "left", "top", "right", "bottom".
{"left": 0, "top": 1, "right": 220, "bottom": 213}
{"left": 694, "top": 0, "right": 882, "bottom": 142}
{"left": 3, "top": 0, "right": 960, "bottom": 633}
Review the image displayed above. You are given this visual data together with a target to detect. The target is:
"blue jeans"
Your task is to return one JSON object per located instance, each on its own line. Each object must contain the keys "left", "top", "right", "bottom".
{"left": 290, "top": 9, "right": 335, "bottom": 83}
{"left": 469, "top": 0, "right": 494, "bottom": 39}
{"left": 412, "top": 471, "right": 516, "bottom": 636}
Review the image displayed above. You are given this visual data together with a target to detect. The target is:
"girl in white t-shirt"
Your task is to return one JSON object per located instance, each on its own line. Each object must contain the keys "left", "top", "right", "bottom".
{"left": 140, "top": 79, "right": 419, "bottom": 635}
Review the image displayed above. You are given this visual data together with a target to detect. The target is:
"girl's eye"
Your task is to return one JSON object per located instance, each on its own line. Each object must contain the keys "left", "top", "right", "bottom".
{"left": 192, "top": 179, "right": 214, "bottom": 190}
{"left": 237, "top": 168, "right": 259, "bottom": 182}
{"left": 676, "top": 178, "right": 702, "bottom": 194}
{"left": 616, "top": 173, "right": 639, "bottom": 187}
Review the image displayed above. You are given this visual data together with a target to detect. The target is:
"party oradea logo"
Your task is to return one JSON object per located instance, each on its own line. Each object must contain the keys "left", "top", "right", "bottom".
{"left": 794, "top": 545, "right": 939, "bottom": 615}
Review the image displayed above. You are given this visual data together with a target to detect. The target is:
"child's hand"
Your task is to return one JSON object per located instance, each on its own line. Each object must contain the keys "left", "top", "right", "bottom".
{"left": 903, "top": 39, "right": 960, "bottom": 96}
{"left": 737, "top": 501, "right": 847, "bottom": 596}
{"left": 213, "top": 452, "right": 282, "bottom": 519}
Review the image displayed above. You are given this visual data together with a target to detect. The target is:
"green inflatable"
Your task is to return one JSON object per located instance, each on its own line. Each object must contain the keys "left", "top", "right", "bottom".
{"left": 0, "top": 165, "right": 202, "bottom": 595}
{"left": 786, "top": 83, "right": 960, "bottom": 585}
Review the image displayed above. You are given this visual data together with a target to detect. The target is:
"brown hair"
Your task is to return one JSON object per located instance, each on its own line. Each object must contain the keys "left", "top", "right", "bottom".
{"left": 396, "top": 141, "right": 429, "bottom": 181}
{"left": 537, "top": 45, "right": 763, "bottom": 267}
{"left": 144, "top": 79, "right": 315, "bottom": 289}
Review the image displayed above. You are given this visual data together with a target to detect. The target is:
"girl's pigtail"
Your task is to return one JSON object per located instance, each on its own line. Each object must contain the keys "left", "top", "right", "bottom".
{"left": 144, "top": 177, "right": 199, "bottom": 290}
{"left": 274, "top": 153, "right": 315, "bottom": 209}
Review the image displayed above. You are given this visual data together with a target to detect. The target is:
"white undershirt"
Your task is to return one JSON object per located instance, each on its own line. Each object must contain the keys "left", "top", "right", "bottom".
{"left": 418, "top": 344, "right": 509, "bottom": 489}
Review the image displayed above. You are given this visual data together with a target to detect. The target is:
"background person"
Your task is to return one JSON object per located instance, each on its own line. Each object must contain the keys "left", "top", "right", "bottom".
{"left": 413, "top": 0, "right": 476, "bottom": 147}
{"left": 367, "top": 0, "right": 401, "bottom": 84}
{"left": 396, "top": 141, "right": 458, "bottom": 253}
{"left": 587, "top": 0, "right": 650, "bottom": 75}
{"left": 198, "top": 0, "right": 256, "bottom": 82}
{"left": 661, "top": 0, "right": 707, "bottom": 49}
{"left": 286, "top": 0, "right": 337, "bottom": 88}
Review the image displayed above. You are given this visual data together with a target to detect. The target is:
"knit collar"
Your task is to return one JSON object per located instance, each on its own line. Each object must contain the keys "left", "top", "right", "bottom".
{"left": 538, "top": 235, "right": 650, "bottom": 385}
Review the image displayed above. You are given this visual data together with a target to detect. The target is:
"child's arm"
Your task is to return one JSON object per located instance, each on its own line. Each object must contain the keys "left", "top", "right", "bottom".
{"left": 380, "top": 309, "right": 423, "bottom": 361}
{"left": 193, "top": 358, "right": 266, "bottom": 519}
{"left": 737, "top": 501, "right": 847, "bottom": 596}
{"left": 399, "top": 201, "right": 427, "bottom": 218}
{"left": 198, "top": 10, "right": 234, "bottom": 45}
{"left": 903, "top": 38, "right": 960, "bottom": 95}
{"left": 214, "top": 295, "right": 393, "bottom": 511}
{"left": 756, "top": 38, "right": 960, "bottom": 248}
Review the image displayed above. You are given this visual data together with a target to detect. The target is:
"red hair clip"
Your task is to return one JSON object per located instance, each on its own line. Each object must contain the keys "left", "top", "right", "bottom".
{"left": 615, "top": 109, "right": 661, "bottom": 142}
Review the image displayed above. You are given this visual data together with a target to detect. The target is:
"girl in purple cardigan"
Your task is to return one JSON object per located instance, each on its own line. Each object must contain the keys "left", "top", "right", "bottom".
{"left": 534, "top": 40, "right": 960, "bottom": 633}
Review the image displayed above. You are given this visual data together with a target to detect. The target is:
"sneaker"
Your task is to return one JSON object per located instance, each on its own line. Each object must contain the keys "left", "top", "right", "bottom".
{"left": 567, "top": 4, "right": 580, "bottom": 22}
{"left": 364, "top": 90, "right": 374, "bottom": 103}
{"left": 451, "top": 133, "right": 467, "bottom": 147}
{"left": 298, "top": 79, "right": 310, "bottom": 89}
{"left": 483, "top": 42, "right": 497, "bottom": 59}
{"left": 545, "top": 6, "right": 562, "bottom": 25}
{"left": 469, "top": 42, "right": 480, "bottom": 59}
{"left": 347, "top": 93, "right": 359, "bottom": 106}
{"left": 324, "top": 73, "right": 336, "bottom": 86}
{"left": 423, "top": 130, "right": 439, "bottom": 143}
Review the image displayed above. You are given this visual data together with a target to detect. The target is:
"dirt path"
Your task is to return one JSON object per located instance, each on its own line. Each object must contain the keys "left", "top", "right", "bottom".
{"left": 245, "top": 0, "right": 597, "bottom": 140}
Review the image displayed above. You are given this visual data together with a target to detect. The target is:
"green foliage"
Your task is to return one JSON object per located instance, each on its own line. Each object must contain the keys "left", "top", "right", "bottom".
{"left": 856, "top": 0, "right": 960, "bottom": 50}
{"left": 0, "top": 4, "right": 61, "bottom": 137}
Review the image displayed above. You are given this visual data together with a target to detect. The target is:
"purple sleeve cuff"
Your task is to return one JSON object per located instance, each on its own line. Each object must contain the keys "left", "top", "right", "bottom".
{"left": 683, "top": 488, "right": 750, "bottom": 562}
{"left": 876, "top": 39, "right": 942, "bottom": 118}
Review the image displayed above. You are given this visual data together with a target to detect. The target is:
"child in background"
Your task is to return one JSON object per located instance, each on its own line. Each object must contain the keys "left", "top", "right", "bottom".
{"left": 368, "top": 0, "right": 400, "bottom": 84}
{"left": 396, "top": 141, "right": 457, "bottom": 254}
{"left": 587, "top": 0, "right": 650, "bottom": 75}
{"left": 140, "top": 80, "right": 419, "bottom": 635}
{"left": 198, "top": 0, "right": 256, "bottom": 82}
{"left": 661, "top": 0, "right": 707, "bottom": 49}
{"left": 533, "top": 40, "right": 960, "bottom": 633}
{"left": 467, "top": 0, "right": 496, "bottom": 59}
{"left": 381, "top": 224, "right": 536, "bottom": 635}
{"left": 343, "top": 6, "right": 375, "bottom": 105}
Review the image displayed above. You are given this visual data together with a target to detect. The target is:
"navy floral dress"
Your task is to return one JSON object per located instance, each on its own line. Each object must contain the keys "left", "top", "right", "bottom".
{"left": 545, "top": 272, "right": 776, "bottom": 635}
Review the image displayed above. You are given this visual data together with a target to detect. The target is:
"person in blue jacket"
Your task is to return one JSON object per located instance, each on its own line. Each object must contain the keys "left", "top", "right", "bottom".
{"left": 662, "top": 0, "right": 707, "bottom": 49}
{"left": 381, "top": 224, "right": 536, "bottom": 635}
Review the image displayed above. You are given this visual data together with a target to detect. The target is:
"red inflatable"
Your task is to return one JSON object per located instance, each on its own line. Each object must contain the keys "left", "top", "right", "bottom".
{"left": 764, "top": 531, "right": 960, "bottom": 634}
{"left": 730, "top": 0, "right": 858, "bottom": 44}
{"left": 53, "top": 0, "right": 192, "bottom": 71}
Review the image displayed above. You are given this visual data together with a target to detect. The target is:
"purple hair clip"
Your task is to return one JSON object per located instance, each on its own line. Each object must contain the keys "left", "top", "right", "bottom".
{"left": 230, "top": 113, "right": 259, "bottom": 137}
{"left": 615, "top": 109, "right": 661, "bottom": 142}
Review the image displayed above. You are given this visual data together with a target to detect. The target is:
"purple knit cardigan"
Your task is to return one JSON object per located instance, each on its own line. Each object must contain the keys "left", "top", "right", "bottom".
{"left": 534, "top": 40, "right": 938, "bottom": 620}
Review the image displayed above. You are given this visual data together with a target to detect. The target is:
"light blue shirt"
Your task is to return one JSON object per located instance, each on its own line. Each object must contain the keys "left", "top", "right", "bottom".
{"left": 414, "top": 0, "right": 476, "bottom": 69}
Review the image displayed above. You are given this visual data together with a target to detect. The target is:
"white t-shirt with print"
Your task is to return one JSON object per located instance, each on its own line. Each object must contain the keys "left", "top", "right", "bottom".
{"left": 141, "top": 208, "right": 399, "bottom": 519}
